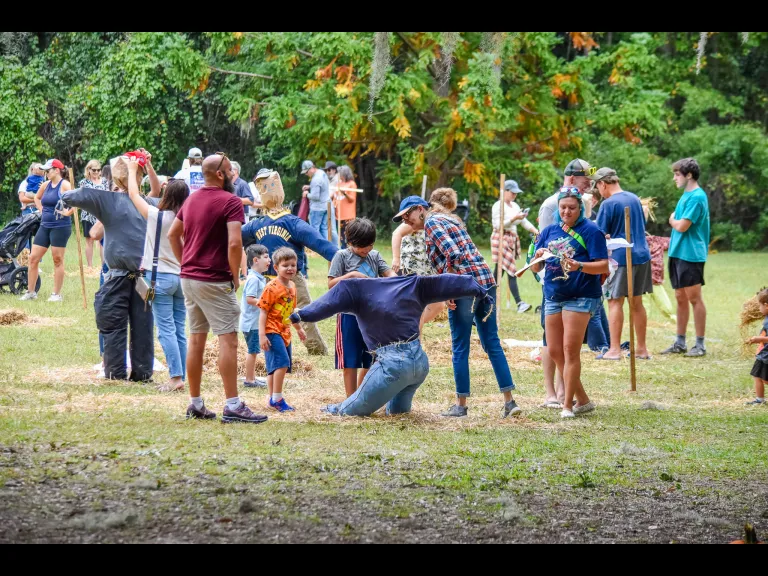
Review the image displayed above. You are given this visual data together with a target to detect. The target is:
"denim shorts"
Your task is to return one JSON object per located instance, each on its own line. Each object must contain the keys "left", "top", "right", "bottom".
{"left": 544, "top": 296, "right": 601, "bottom": 317}
{"left": 265, "top": 333, "right": 292, "bottom": 375}
{"left": 243, "top": 330, "right": 261, "bottom": 355}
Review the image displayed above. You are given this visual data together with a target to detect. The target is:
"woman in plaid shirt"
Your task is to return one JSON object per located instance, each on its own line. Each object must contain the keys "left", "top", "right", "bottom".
{"left": 396, "top": 188, "right": 521, "bottom": 419}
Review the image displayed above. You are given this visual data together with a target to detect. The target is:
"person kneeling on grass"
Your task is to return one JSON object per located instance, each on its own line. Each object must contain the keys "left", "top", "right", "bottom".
{"left": 241, "top": 243, "right": 271, "bottom": 389}
{"left": 289, "top": 274, "right": 496, "bottom": 417}
{"left": 328, "top": 217, "right": 397, "bottom": 397}
{"left": 258, "top": 247, "right": 307, "bottom": 412}
{"left": 746, "top": 288, "right": 768, "bottom": 406}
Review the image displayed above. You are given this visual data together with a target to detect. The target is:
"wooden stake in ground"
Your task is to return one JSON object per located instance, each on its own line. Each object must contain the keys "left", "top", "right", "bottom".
{"left": 625, "top": 206, "right": 636, "bottom": 392}
{"left": 421, "top": 175, "right": 427, "bottom": 200}
{"left": 497, "top": 174, "right": 505, "bottom": 328}
{"left": 68, "top": 167, "right": 88, "bottom": 310}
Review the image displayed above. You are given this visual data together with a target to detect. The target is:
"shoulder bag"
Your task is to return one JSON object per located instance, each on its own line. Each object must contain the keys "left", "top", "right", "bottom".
{"left": 135, "top": 210, "right": 164, "bottom": 309}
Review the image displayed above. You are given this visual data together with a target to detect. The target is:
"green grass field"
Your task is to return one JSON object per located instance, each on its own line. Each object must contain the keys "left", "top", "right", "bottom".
{"left": 1, "top": 244, "right": 766, "bottom": 543}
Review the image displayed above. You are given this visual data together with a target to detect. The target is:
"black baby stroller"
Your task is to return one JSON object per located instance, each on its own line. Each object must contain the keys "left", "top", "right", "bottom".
{"left": 0, "top": 211, "right": 42, "bottom": 294}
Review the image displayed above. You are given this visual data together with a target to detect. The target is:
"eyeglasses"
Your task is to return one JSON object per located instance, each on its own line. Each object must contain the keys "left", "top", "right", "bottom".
{"left": 215, "top": 152, "right": 228, "bottom": 173}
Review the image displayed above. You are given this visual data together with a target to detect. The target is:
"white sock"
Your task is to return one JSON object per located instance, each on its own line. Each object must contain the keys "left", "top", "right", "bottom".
{"left": 226, "top": 396, "right": 241, "bottom": 409}
{"left": 271, "top": 392, "right": 283, "bottom": 402}
{"left": 191, "top": 396, "right": 204, "bottom": 410}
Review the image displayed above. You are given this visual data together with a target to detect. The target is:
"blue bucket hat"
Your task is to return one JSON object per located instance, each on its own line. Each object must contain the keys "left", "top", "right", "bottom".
{"left": 392, "top": 195, "right": 430, "bottom": 223}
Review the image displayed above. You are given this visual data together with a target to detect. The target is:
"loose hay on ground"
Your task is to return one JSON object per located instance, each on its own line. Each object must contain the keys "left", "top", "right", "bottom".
{"left": 0, "top": 308, "right": 29, "bottom": 325}
{"left": 202, "top": 337, "right": 314, "bottom": 377}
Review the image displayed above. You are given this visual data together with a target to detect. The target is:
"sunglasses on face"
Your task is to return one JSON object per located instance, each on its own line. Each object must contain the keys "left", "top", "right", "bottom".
{"left": 215, "top": 152, "right": 228, "bottom": 172}
{"left": 90, "top": 168, "right": 101, "bottom": 172}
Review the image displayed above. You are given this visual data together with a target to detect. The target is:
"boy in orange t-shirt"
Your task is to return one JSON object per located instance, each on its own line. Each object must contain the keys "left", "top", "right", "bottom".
{"left": 258, "top": 247, "right": 306, "bottom": 412}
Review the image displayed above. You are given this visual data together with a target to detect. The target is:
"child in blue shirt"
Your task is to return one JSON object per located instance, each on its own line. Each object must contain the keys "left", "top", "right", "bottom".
{"left": 240, "top": 244, "right": 270, "bottom": 388}
{"left": 328, "top": 218, "right": 397, "bottom": 397}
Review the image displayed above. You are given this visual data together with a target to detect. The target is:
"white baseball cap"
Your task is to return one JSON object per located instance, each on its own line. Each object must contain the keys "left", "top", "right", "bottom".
{"left": 188, "top": 147, "right": 203, "bottom": 159}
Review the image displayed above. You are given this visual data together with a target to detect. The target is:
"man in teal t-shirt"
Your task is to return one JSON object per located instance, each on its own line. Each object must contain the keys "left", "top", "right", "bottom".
{"left": 662, "top": 158, "right": 710, "bottom": 358}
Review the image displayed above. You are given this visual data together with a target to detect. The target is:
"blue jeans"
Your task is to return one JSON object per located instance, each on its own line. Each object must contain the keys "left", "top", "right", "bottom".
{"left": 309, "top": 209, "right": 338, "bottom": 246}
{"left": 587, "top": 298, "right": 609, "bottom": 352}
{"left": 326, "top": 339, "right": 429, "bottom": 416}
{"left": 449, "top": 286, "right": 515, "bottom": 397}
{"left": 152, "top": 272, "right": 187, "bottom": 380}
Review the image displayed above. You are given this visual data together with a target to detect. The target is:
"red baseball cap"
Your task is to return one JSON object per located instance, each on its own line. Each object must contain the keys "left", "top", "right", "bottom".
{"left": 41, "top": 159, "right": 64, "bottom": 170}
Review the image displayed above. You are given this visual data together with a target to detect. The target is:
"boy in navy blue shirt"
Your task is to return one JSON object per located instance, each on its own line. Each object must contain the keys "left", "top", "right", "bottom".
{"left": 328, "top": 218, "right": 397, "bottom": 397}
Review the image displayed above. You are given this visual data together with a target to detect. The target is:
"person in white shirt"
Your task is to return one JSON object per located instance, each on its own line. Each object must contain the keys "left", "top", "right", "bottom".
{"left": 173, "top": 147, "right": 204, "bottom": 194}
{"left": 491, "top": 179, "right": 538, "bottom": 313}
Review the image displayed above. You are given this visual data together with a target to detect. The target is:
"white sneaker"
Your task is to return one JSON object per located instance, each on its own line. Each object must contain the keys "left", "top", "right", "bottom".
{"left": 517, "top": 301, "right": 532, "bottom": 313}
{"left": 47, "top": 293, "right": 63, "bottom": 302}
{"left": 19, "top": 291, "right": 37, "bottom": 301}
{"left": 560, "top": 409, "right": 575, "bottom": 419}
{"left": 573, "top": 401, "right": 596, "bottom": 415}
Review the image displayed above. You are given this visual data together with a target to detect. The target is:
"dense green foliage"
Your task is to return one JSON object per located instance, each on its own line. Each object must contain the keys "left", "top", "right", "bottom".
{"left": 1, "top": 32, "right": 767, "bottom": 249}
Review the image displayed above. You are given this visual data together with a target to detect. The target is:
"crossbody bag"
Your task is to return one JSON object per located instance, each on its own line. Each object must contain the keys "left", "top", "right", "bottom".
{"left": 135, "top": 210, "right": 164, "bottom": 309}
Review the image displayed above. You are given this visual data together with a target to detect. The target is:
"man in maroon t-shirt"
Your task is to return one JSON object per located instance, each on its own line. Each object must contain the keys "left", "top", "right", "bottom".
{"left": 168, "top": 154, "right": 267, "bottom": 425}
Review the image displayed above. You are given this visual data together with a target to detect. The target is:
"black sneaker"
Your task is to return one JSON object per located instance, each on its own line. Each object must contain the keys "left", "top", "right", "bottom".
{"left": 684, "top": 344, "right": 706, "bottom": 357}
{"left": 222, "top": 401, "right": 268, "bottom": 424}
{"left": 660, "top": 342, "right": 687, "bottom": 355}
{"left": 502, "top": 399, "right": 522, "bottom": 418}
{"left": 186, "top": 403, "right": 217, "bottom": 420}
{"left": 441, "top": 404, "right": 468, "bottom": 418}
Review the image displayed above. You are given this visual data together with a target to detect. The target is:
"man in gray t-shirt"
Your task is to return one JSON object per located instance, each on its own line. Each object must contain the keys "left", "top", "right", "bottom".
{"left": 301, "top": 160, "right": 338, "bottom": 245}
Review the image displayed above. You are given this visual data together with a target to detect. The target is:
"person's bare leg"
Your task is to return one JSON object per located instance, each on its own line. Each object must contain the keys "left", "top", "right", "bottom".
{"left": 26, "top": 245, "right": 47, "bottom": 294}
{"left": 187, "top": 333, "right": 207, "bottom": 399}
{"left": 562, "top": 310, "right": 591, "bottom": 410}
{"left": 603, "top": 297, "right": 625, "bottom": 359}
{"left": 51, "top": 247, "right": 67, "bottom": 294}
{"left": 754, "top": 377, "right": 765, "bottom": 400}
{"left": 245, "top": 352, "right": 256, "bottom": 383}
{"left": 544, "top": 317, "right": 567, "bottom": 406}
{"left": 357, "top": 368, "right": 368, "bottom": 387}
{"left": 631, "top": 295, "right": 650, "bottom": 356}
{"left": 343, "top": 368, "right": 358, "bottom": 397}
{"left": 674, "top": 288, "right": 690, "bottom": 338}
{"left": 271, "top": 368, "right": 287, "bottom": 395}
{"left": 542, "top": 346, "right": 559, "bottom": 403}
{"left": 218, "top": 332, "right": 239, "bottom": 400}
{"left": 85, "top": 237, "right": 94, "bottom": 268}
{"left": 684, "top": 284, "right": 706, "bottom": 338}
{"left": 267, "top": 374, "right": 273, "bottom": 397}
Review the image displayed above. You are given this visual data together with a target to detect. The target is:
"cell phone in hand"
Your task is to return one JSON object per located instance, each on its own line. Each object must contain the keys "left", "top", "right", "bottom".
{"left": 521, "top": 208, "right": 530, "bottom": 216}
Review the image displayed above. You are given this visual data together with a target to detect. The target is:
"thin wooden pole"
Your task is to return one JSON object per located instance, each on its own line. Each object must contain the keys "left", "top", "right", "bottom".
{"left": 421, "top": 175, "right": 427, "bottom": 200}
{"left": 497, "top": 174, "right": 505, "bottom": 328}
{"left": 69, "top": 168, "right": 88, "bottom": 310}
{"left": 625, "top": 206, "right": 636, "bottom": 392}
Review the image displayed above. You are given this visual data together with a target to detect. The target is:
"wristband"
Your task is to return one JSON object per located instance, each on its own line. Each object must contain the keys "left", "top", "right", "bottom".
{"left": 577, "top": 262, "right": 584, "bottom": 272}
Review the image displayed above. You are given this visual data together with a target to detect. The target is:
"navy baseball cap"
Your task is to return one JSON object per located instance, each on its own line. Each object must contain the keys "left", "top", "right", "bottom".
{"left": 392, "top": 195, "right": 430, "bottom": 223}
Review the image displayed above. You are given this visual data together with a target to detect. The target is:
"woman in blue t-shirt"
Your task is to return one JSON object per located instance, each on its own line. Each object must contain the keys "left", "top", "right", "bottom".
{"left": 532, "top": 188, "right": 609, "bottom": 419}
{"left": 20, "top": 159, "right": 74, "bottom": 302}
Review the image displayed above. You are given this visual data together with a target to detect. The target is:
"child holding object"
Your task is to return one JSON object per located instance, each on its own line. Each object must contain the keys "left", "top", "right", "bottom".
{"left": 240, "top": 244, "right": 271, "bottom": 389}
{"left": 258, "top": 247, "right": 307, "bottom": 412}
{"left": 746, "top": 289, "right": 768, "bottom": 405}
{"left": 328, "top": 218, "right": 397, "bottom": 397}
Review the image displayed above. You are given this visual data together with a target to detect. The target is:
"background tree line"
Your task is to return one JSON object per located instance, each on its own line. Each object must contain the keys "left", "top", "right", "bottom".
{"left": 1, "top": 32, "right": 767, "bottom": 250}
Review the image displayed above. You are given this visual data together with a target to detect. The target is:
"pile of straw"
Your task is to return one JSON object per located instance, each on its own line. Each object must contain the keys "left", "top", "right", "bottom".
{"left": 202, "top": 337, "right": 314, "bottom": 377}
{"left": 0, "top": 308, "right": 29, "bottom": 326}
{"left": 740, "top": 295, "right": 763, "bottom": 328}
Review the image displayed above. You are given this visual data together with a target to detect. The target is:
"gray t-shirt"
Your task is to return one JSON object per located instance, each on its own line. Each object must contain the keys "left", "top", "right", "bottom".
{"left": 328, "top": 249, "right": 390, "bottom": 279}
{"left": 307, "top": 169, "right": 331, "bottom": 212}
{"left": 62, "top": 187, "right": 159, "bottom": 276}
{"left": 538, "top": 191, "right": 560, "bottom": 229}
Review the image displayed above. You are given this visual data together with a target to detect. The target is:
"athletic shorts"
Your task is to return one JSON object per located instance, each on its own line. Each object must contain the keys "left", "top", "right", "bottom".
{"left": 81, "top": 219, "right": 94, "bottom": 238}
{"left": 335, "top": 313, "right": 373, "bottom": 370}
{"left": 605, "top": 261, "right": 654, "bottom": 299}
{"left": 544, "top": 297, "right": 601, "bottom": 317}
{"left": 669, "top": 257, "right": 705, "bottom": 290}
{"left": 33, "top": 225, "right": 71, "bottom": 249}
{"left": 265, "top": 333, "right": 292, "bottom": 375}
{"left": 750, "top": 359, "right": 768, "bottom": 381}
{"left": 181, "top": 278, "right": 240, "bottom": 335}
{"left": 243, "top": 330, "right": 261, "bottom": 355}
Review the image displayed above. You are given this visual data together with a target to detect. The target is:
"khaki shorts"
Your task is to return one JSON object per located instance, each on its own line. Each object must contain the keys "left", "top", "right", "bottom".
{"left": 181, "top": 278, "right": 240, "bottom": 335}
